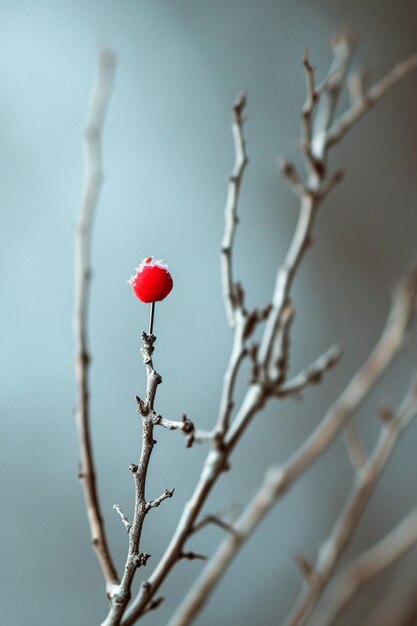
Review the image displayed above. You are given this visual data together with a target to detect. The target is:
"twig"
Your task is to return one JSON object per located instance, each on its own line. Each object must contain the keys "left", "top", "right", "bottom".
{"left": 311, "top": 32, "right": 355, "bottom": 161}
{"left": 344, "top": 420, "right": 368, "bottom": 470}
{"left": 284, "top": 376, "right": 417, "bottom": 626}
{"left": 276, "top": 344, "right": 342, "bottom": 397}
{"left": 146, "top": 489, "right": 175, "bottom": 511}
{"left": 268, "top": 300, "right": 294, "bottom": 385}
{"left": 113, "top": 505, "right": 132, "bottom": 533}
{"left": 301, "top": 49, "right": 317, "bottom": 147}
{"left": 221, "top": 91, "right": 249, "bottom": 327}
{"left": 74, "top": 49, "right": 118, "bottom": 593}
{"left": 347, "top": 70, "right": 368, "bottom": 106}
{"left": 325, "top": 52, "right": 417, "bottom": 148}
{"left": 192, "top": 514, "right": 239, "bottom": 538}
{"left": 215, "top": 310, "right": 248, "bottom": 437}
{"left": 313, "top": 505, "right": 417, "bottom": 626}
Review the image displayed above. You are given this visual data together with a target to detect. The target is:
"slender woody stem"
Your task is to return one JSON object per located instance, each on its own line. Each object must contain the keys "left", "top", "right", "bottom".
{"left": 102, "top": 333, "right": 162, "bottom": 626}
{"left": 148, "top": 302, "right": 155, "bottom": 336}
{"left": 74, "top": 50, "right": 118, "bottom": 592}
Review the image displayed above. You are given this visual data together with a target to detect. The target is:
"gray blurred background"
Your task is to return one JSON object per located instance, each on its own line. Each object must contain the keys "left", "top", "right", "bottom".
{"left": 1, "top": 1, "right": 417, "bottom": 625}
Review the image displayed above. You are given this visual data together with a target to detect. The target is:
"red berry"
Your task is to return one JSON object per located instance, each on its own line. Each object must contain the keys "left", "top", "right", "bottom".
{"left": 129, "top": 257, "right": 173, "bottom": 303}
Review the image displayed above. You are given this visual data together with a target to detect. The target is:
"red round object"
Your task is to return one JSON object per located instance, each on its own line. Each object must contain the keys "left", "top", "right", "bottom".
{"left": 129, "top": 257, "right": 173, "bottom": 303}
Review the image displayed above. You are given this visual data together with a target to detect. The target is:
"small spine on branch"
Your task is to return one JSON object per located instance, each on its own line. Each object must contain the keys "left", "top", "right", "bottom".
{"left": 113, "top": 504, "right": 132, "bottom": 533}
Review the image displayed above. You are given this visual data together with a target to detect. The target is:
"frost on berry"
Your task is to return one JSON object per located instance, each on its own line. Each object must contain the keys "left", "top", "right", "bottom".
{"left": 129, "top": 256, "right": 173, "bottom": 303}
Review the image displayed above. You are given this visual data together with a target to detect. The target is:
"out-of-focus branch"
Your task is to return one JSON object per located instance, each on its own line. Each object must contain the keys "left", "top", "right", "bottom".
{"left": 343, "top": 420, "right": 368, "bottom": 470}
{"left": 167, "top": 263, "right": 417, "bottom": 626}
{"left": 74, "top": 49, "right": 118, "bottom": 593}
{"left": 313, "top": 506, "right": 417, "bottom": 626}
{"left": 325, "top": 52, "right": 417, "bottom": 147}
{"left": 285, "top": 376, "right": 417, "bottom": 626}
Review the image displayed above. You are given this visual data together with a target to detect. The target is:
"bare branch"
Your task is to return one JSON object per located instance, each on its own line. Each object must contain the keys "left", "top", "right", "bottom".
{"left": 121, "top": 41, "right": 417, "bottom": 625}
{"left": 166, "top": 265, "right": 417, "bottom": 626}
{"left": 74, "top": 49, "right": 118, "bottom": 592}
{"left": 257, "top": 34, "right": 350, "bottom": 383}
{"left": 344, "top": 420, "right": 368, "bottom": 470}
{"left": 311, "top": 32, "right": 355, "bottom": 164}
{"left": 301, "top": 48, "right": 317, "bottom": 147}
{"left": 277, "top": 344, "right": 342, "bottom": 397}
{"left": 347, "top": 70, "right": 368, "bottom": 106}
{"left": 313, "top": 506, "right": 417, "bottom": 626}
{"left": 325, "top": 52, "right": 417, "bottom": 147}
{"left": 146, "top": 488, "right": 175, "bottom": 511}
{"left": 102, "top": 333, "right": 163, "bottom": 625}
{"left": 113, "top": 505, "right": 132, "bottom": 533}
{"left": 215, "top": 313, "right": 248, "bottom": 438}
{"left": 268, "top": 300, "right": 294, "bottom": 385}
{"left": 192, "top": 515, "right": 239, "bottom": 538}
{"left": 149, "top": 411, "right": 197, "bottom": 447}
{"left": 221, "top": 91, "right": 249, "bottom": 326}
{"left": 284, "top": 376, "right": 417, "bottom": 626}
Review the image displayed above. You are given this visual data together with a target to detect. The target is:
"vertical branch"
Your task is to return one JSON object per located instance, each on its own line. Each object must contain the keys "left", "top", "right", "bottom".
{"left": 74, "top": 50, "right": 118, "bottom": 591}
{"left": 221, "top": 92, "right": 248, "bottom": 327}
{"left": 102, "top": 333, "right": 168, "bottom": 626}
